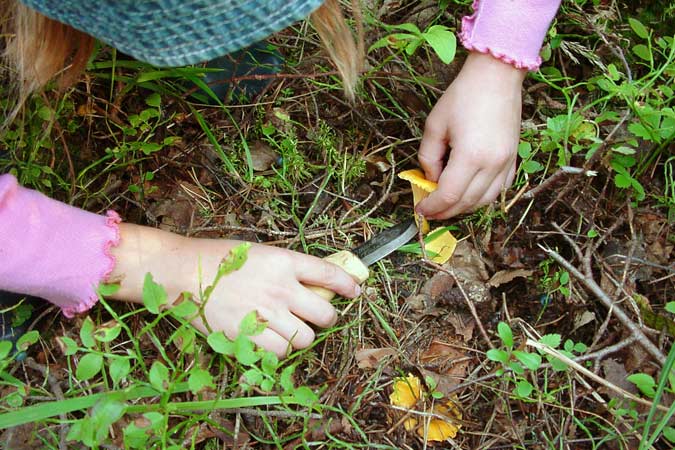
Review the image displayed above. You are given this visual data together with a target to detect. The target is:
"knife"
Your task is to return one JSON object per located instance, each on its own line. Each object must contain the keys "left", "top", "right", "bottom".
{"left": 308, "top": 218, "right": 419, "bottom": 301}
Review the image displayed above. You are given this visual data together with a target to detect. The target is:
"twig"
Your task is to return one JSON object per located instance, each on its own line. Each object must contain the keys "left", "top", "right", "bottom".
{"left": 539, "top": 245, "right": 666, "bottom": 365}
{"left": 520, "top": 166, "right": 597, "bottom": 201}
{"left": 526, "top": 339, "right": 668, "bottom": 413}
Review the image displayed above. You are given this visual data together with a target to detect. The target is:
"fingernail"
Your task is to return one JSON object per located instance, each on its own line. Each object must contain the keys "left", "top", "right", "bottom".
{"left": 354, "top": 285, "right": 362, "bottom": 297}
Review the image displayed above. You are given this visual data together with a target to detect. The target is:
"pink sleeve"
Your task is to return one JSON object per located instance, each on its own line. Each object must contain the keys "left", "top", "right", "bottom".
{"left": 460, "top": 0, "right": 562, "bottom": 71}
{"left": 0, "top": 174, "right": 120, "bottom": 317}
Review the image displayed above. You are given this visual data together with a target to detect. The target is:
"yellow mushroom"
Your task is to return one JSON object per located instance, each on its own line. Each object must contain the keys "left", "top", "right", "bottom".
{"left": 398, "top": 169, "right": 438, "bottom": 234}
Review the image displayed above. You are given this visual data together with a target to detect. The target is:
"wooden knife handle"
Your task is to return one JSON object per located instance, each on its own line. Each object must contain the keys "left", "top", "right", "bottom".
{"left": 307, "top": 250, "right": 369, "bottom": 301}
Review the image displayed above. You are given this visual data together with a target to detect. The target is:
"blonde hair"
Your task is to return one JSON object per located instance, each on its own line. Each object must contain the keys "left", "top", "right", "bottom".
{"left": 1, "top": 0, "right": 362, "bottom": 117}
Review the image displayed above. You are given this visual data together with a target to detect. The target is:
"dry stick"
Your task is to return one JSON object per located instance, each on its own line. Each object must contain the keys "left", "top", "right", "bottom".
{"left": 447, "top": 336, "right": 640, "bottom": 394}
{"left": 526, "top": 339, "right": 668, "bottom": 413}
{"left": 539, "top": 245, "right": 666, "bottom": 365}
{"left": 519, "top": 166, "right": 597, "bottom": 201}
{"left": 24, "top": 358, "right": 68, "bottom": 450}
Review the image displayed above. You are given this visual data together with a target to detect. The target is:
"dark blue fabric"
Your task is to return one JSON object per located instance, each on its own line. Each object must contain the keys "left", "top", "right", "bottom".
{"left": 21, "top": 0, "right": 324, "bottom": 67}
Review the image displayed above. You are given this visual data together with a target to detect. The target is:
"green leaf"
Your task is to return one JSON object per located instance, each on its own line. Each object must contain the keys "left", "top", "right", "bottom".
{"left": 513, "top": 351, "right": 542, "bottom": 371}
{"left": 16, "top": 330, "right": 39, "bottom": 352}
{"left": 0, "top": 341, "right": 12, "bottom": 360}
{"left": 145, "top": 93, "right": 161, "bottom": 108}
{"left": 573, "top": 342, "right": 587, "bottom": 353}
{"left": 389, "top": 22, "right": 422, "bottom": 35}
{"left": 242, "top": 368, "right": 263, "bottom": 387}
{"left": 666, "top": 302, "right": 675, "bottom": 314}
{"left": 170, "top": 297, "right": 199, "bottom": 319}
{"left": 632, "top": 44, "right": 651, "bottom": 61}
{"left": 538, "top": 334, "right": 561, "bottom": 349}
{"left": 173, "top": 327, "right": 196, "bottom": 354}
{"left": 522, "top": 160, "right": 544, "bottom": 174}
{"left": 76, "top": 353, "right": 103, "bottom": 381}
{"left": 90, "top": 398, "right": 127, "bottom": 445}
{"left": 514, "top": 380, "right": 534, "bottom": 397}
{"left": 293, "top": 386, "right": 318, "bottom": 407}
{"left": 517, "top": 142, "right": 532, "bottom": 158}
{"left": 628, "top": 122, "right": 653, "bottom": 141}
{"left": 614, "top": 172, "right": 632, "bottom": 189}
{"left": 234, "top": 335, "right": 261, "bottom": 366}
{"left": 663, "top": 426, "right": 675, "bottom": 443}
{"left": 547, "top": 355, "right": 568, "bottom": 372}
{"left": 94, "top": 322, "right": 122, "bottom": 343}
{"left": 188, "top": 368, "right": 214, "bottom": 394}
{"left": 239, "top": 311, "right": 266, "bottom": 336}
{"left": 423, "top": 25, "right": 457, "bottom": 64}
{"left": 611, "top": 146, "right": 636, "bottom": 155}
{"left": 261, "top": 352, "right": 279, "bottom": 375}
{"left": 80, "top": 317, "right": 96, "bottom": 349}
{"left": 98, "top": 283, "right": 120, "bottom": 297}
{"left": 58, "top": 336, "right": 79, "bottom": 356}
{"left": 486, "top": 349, "right": 509, "bottom": 364}
{"left": 628, "top": 18, "right": 649, "bottom": 39}
{"left": 149, "top": 361, "right": 170, "bottom": 392}
{"left": 627, "top": 373, "right": 656, "bottom": 398}
{"left": 207, "top": 332, "right": 235, "bottom": 356}
{"left": 109, "top": 358, "right": 131, "bottom": 386}
{"left": 497, "top": 322, "right": 514, "bottom": 349}
{"left": 142, "top": 273, "right": 167, "bottom": 314}
{"left": 279, "top": 365, "right": 296, "bottom": 393}
{"left": 507, "top": 361, "right": 525, "bottom": 375}
{"left": 559, "top": 271, "right": 570, "bottom": 285}
{"left": 37, "top": 105, "right": 53, "bottom": 121}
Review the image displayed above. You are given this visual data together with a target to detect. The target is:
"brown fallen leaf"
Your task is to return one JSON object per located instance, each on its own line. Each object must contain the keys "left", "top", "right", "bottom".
{"left": 487, "top": 269, "right": 534, "bottom": 287}
{"left": 356, "top": 347, "right": 397, "bottom": 369}
{"left": 250, "top": 140, "right": 279, "bottom": 171}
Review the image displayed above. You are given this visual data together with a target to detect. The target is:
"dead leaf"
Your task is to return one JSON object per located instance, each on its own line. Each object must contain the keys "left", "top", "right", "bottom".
{"left": 356, "top": 347, "right": 397, "bottom": 369}
{"left": 250, "top": 140, "right": 279, "bottom": 171}
{"left": 446, "top": 313, "right": 475, "bottom": 342}
{"left": 389, "top": 374, "right": 422, "bottom": 408}
{"left": 572, "top": 310, "right": 596, "bottom": 332}
{"left": 487, "top": 269, "right": 534, "bottom": 287}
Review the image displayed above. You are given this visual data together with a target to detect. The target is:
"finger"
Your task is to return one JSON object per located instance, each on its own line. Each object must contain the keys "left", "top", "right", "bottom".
{"left": 250, "top": 328, "right": 291, "bottom": 358}
{"left": 416, "top": 154, "right": 479, "bottom": 217}
{"left": 475, "top": 172, "right": 509, "bottom": 210}
{"left": 429, "top": 170, "right": 495, "bottom": 220}
{"left": 418, "top": 114, "right": 450, "bottom": 182}
{"left": 288, "top": 289, "right": 337, "bottom": 328}
{"left": 474, "top": 160, "right": 516, "bottom": 208}
{"left": 258, "top": 307, "right": 316, "bottom": 350}
{"left": 293, "top": 255, "right": 360, "bottom": 298}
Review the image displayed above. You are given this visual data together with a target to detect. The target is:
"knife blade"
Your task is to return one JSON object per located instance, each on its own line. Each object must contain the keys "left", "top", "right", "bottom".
{"left": 308, "top": 218, "right": 419, "bottom": 301}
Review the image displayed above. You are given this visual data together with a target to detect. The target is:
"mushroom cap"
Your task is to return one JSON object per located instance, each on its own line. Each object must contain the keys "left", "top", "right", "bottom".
{"left": 398, "top": 169, "right": 438, "bottom": 193}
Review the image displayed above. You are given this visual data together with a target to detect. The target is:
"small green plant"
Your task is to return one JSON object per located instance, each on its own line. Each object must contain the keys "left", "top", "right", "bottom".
{"left": 369, "top": 22, "right": 457, "bottom": 65}
{"left": 539, "top": 257, "right": 571, "bottom": 299}
{"left": 487, "top": 323, "right": 588, "bottom": 398}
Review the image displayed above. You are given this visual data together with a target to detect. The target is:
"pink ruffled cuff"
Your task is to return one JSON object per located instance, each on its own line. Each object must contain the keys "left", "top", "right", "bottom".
{"left": 460, "top": 0, "right": 562, "bottom": 71}
{"left": 0, "top": 174, "right": 121, "bottom": 317}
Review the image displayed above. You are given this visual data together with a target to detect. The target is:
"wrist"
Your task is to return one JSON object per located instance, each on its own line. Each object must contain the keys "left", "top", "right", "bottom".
{"left": 109, "top": 223, "right": 186, "bottom": 304}
{"left": 462, "top": 52, "right": 527, "bottom": 86}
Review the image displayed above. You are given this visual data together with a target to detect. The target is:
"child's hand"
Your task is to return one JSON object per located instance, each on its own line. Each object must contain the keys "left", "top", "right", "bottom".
{"left": 110, "top": 224, "right": 361, "bottom": 356}
{"left": 416, "top": 52, "right": 527, "bottom": 219}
